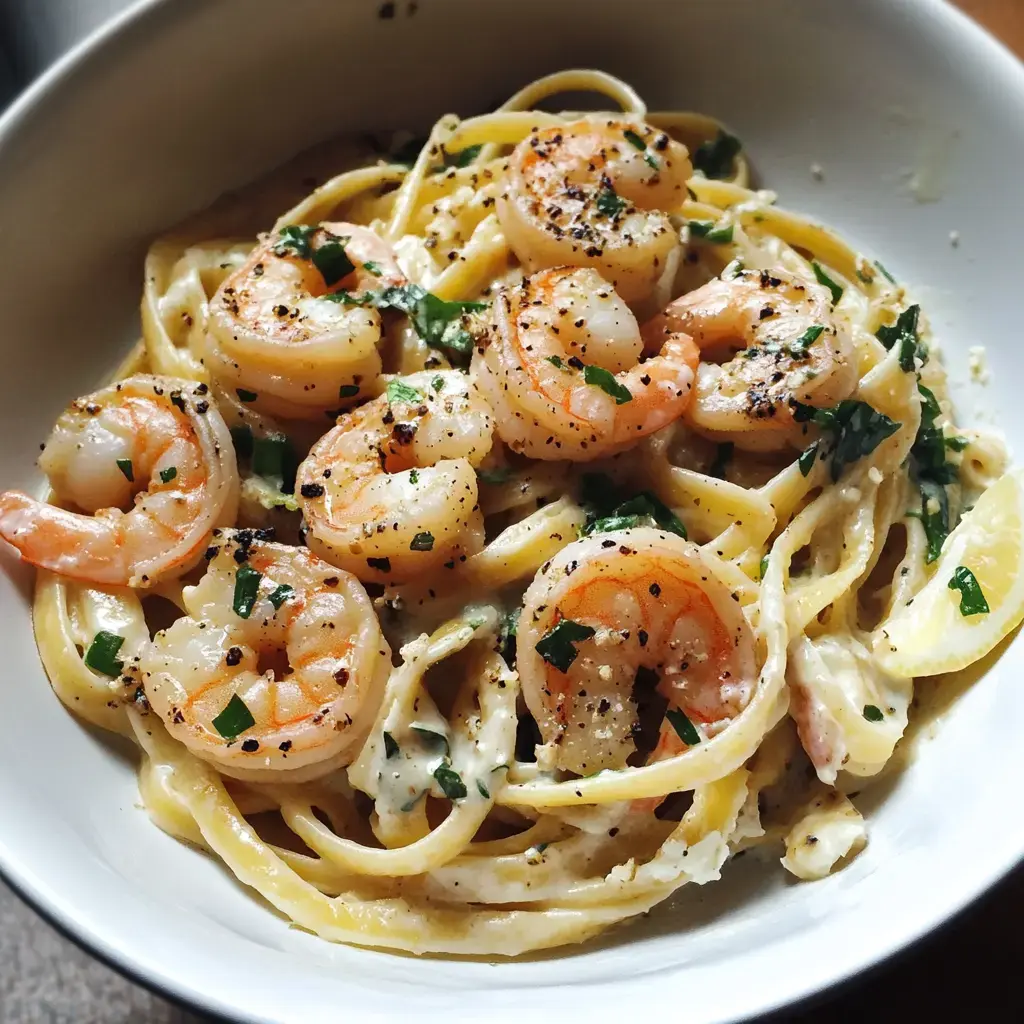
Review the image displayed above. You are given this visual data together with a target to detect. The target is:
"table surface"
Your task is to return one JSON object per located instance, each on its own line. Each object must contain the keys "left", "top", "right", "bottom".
{"left": 2, "top": 1, "right": 1023, "bottom": 1021}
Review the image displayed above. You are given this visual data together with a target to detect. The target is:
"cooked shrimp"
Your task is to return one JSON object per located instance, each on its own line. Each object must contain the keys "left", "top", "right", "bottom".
{"left": 517, "top": 527, "right": 757, "bottom": 775}
{"left": 473, "top": 267, "right": 699, "bottom": 461}
{"left": 206, "top": 222, "right": 404, "bottom": 420}
{"left": 296, "top": 370, "right": 493, "bottom": 583}
{"left": 498, "top": 119, "right": 691, "bottom": 303}
{"left": 141, "top": 529, "right": 391, "bottom": 782}
{"left": 0, "top": 375, "right": 238, "bottom": 587}
{"left": 660, "top": 269, "right": 857, "bottom": 451}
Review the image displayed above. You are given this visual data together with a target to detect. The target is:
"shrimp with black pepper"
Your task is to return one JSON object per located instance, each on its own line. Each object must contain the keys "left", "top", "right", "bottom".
{"left": 141, "top": 529, "right": 391, "bottom": 782}
{"left": 295, "top": 369, "right": 494, "bottom": 583}
{"left": 0, "top": 375, "right": 238, "bottom": 587}
{"left": 498, "top": 119, "right": 692, "bottom": 304}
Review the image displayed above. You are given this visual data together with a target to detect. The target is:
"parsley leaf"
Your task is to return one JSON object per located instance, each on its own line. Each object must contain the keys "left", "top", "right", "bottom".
{"left": 311, "top": 235, "right": 354, "bottom": 286}
{"left": 863, "top": 704, "right": 884, "bottom": 722}
{"left": 274, "top": 224, "right": 316, "bottom": 259}
{"left": 212, "top": 694, "right": 255, "bottom": 740}
{"left": 909, "top": 382, "right": 958, "bottom": 563}
{"left": 477, "top": 467, "right": 511, "bottom": 486}
{"left": 159, "top": 466, "right": 177, "bottom": 484}
{"left": 433, "top": 763, "right": 467, "bottom": 800}
{"left": 387, "top": 379, "right": 423, "bottom": 405}
{"left": 116, "top": 458, "right": 134, "bottom": 482}
{"left": 410, "top": 531, "right": 434, "bottom": 551}
{"left": 583, "top": 365, "right": 632, "bottom": 404}
{"left": 268, "top": 584, "right": 293, "bottom": 610}
{"left": 688, "top": 220, "right": 734, "bottom": 245}
{"left": 877, "top": 305, "right": 924, "bottom": 373}
{"left": 232, "top": 565, "right": 262, "bottom": 619}
{"left": 797, "top": 440, "right": 819, "bottom": 477}
{"left": 792, "top": 400, "right": 900, "bottom": 482}
{"left": 692, "top": 131, "right": 742, "bottom": 179}
{"left": 535, "top": 619, "right": 596, "bottom": 673}
{"left": 383, "top": 731, "right": 399, "bottom": 759}
{"left": 432, "top": 144, "right": 483, "bottom": 172}
{"left": 948, "top": 566, "right": 990, "bottom": 616}
{"left": 666, "top": 707, "right": 701, "bottom": 745}
{"left": 811, "top": 261, "right": 844, "bottom": 305}
{"left": 596, "top": 186, "right": 627, "bottom": 217}
{"left": 84, "top": 631, "right": 125, "bottom": 677}
{"left": 579, "top": 473, "right": 687, "bottom": 539}
{"left": 623, "top": 128, "right": 658, "bottom": 168}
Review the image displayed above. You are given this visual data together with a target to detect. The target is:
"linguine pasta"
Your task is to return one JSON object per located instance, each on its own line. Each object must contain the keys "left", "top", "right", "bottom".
{"left": 3, "top": 70, "right": 1014, "bottom": 957}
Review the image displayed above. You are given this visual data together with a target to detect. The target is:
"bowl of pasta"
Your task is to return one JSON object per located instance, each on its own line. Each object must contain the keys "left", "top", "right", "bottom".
{"left": 1, "top": 0, "right": 1023, "bottom": 1020}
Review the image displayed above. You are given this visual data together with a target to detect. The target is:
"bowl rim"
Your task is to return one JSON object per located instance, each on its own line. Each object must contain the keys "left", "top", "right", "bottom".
{"left": 1, "top": 0, "right": 1024, "bottom": 1020}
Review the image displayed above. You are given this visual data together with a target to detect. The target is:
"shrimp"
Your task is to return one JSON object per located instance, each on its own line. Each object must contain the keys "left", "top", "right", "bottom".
{"left": 206, "top": 222, "right": 404, "bottom": 420}
{"left": 517, "top": 527, "right": 757, "bottom": 775}
{"left": 498, "top": 119, "right": 692, "bottom": 303}
{"left": 0, "top": 375, "right": 238, "bottom": 587}
{"left": 659, "top": 269, "right": 857, "bottom": 451}
{"left": 473, "top": 267, "right": 699, "bottom": 461}
{"left": 295, "top": 370, "right": 494, "bottom": 583}
{"left": 140, "top": 529, "right": 391, "bottom": 782}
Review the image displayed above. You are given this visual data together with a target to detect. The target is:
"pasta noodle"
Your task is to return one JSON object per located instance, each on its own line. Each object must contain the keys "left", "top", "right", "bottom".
{"left": 1, "top": 70, "right": 1014, "bottom": 958}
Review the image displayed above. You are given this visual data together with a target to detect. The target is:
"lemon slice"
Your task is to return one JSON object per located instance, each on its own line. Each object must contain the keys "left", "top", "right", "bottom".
{"left": 874, "top": 469, "right": 1024, "bottom": 677}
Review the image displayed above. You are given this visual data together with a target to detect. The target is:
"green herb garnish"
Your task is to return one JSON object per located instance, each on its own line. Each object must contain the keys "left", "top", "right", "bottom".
{"left": 945, "top": 436, "right": 969, "bottom": 452}
{"left": 792, "top": 400, "right": 900, "bottom": 482}
{"left": 476, "top": 779, "right": 490, "bottom": 799}
{"left": 268, "top": 584, "right": 293, "bottom": 610}
{"left": 432, "top": 375, "right": 445, "bottom": 392}
{"left": 236, "top": 388, "right": 258, "bottom": 403}
{"left": 311, "top": 234, "right": 355, "bottom": 286}
{"left": 478, "top": 467, "right": 511, "bottom": 486}
{"left": 583, "top": 364, "right": 632, "bottom": 404}
{"left": 387, "top": 379, "right": 423, "bottom": 405}
{"left": 232, "top": 564, "right": 262, "bottom": 619}
{"left": 433, "top": 763, "right": 467, "bottom": 801}
{"left": 274, "top": 224, "right": 316, "bottom": 259}
{"left": 383, "top": 731, "right": 399, "bottom": 759}
{"left": 84, "top": 631, "right": 125, "bottom": 676}
{"left": 410, "top": 531, "right": 434, "bottom": 551}
{"left": 338, "top": 384, "right": 360, "bottom": 399}
{"left": 547, "top": 355, "right": 564, "bottom": 369}
{"left": 412, "top": 727, "right": 449, "bottom": 754}
{"left": 909, "top": 382, "right": 958, "bottom": 563}
{"left": 497, "top": 608, "right": 519, "bottom": 667}
{"left": 159, "top": 466, "right": 177, "bottom": 484}
{"left": 623, "top": 128, "right": 658, "bottom": 168}
{"left": 595, "top": 187, "right": 627, "bottom": 217}
{"left": 798, "top": 441, "right": 819, "bottom": 477}
{"left": 116, "top": 459, "right": 134, "bottom": 483}
{"left": 212, "top": 694, "right": 255, "bottom": 740}
{"left": 229, "top": 425, "right": 253, "bottom": 460}
{"left": 863, "top": 704, "right": 884, "bottom": 722}
{"left": 875, "top": 260, "right": 897, "bottom": 284}
{"left": 666, "top": 707, "right": 702, "bottom": 745}
{"left": 579, "top": 473, "right": 686, "bottom": 539}
{"left": 876, "top": 305, "right": 924, "bottom": 373}
{"left": 535, "top": 618, "right": 596, "bottom": 673}
{"left": 948, "top": 566, "right": 990, "bottom": 616}
{"left": 252, "top": 432, "right": 295, "bottom": 487}
{"left": 692, "top": 131, "right": 742, "bottom": 179}
{"left": 759, "top": 553, "right": 770, "bottom": 580}
{"left": 362, "top": 261, "right": 381, "bottom": 275}
{"left": 812, "top": 261, "right": 844, "bottom": 305}
{"left": 688, "top": 220, "right": 734, "bottom": 245}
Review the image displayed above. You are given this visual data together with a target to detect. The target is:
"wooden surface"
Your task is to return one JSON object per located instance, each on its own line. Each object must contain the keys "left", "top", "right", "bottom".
{"left": 956, "top": 0, "right": 1024, "bottom": 56}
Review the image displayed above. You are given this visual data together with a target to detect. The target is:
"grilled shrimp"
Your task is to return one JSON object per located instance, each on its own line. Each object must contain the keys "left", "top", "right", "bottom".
{"left": 206, "top": 222, "right": 404, "bottom": 420}
{"left": 295, "top": 370, "right": 494, "bottom": 583}
{"left": 517, "top": 527, "right": 757, "bottom": 775}
{"left": 660, "top": 269, "right": 857, "bottom": 451}
{"left": 141, "top": 529, "right": 391, "bottom": 782}
{"left": 0, "top": 376, "right": 238, "bottom": 587}
{"left": 498, "top": 119, "right": 691, "bottom": 303}
{"left": 473, "top": 267, "right": 699, "bottom": 461}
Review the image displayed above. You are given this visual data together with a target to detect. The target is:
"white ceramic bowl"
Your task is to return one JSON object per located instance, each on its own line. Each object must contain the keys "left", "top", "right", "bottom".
{"left": 1, "top": 1, "right": 1022, "bottom": 1021}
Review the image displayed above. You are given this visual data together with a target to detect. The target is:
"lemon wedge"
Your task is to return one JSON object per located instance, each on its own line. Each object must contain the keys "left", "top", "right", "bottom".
{"left": 874, "top": 469, "right": 1024, "bottom": 677}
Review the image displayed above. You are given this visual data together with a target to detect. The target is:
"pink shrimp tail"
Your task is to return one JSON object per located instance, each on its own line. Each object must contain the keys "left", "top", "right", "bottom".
{"left": 0, "top": 490, "right": 128, "bottom": 584}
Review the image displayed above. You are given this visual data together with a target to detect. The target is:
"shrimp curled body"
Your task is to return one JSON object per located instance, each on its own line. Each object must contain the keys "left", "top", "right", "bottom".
{"left": 206, "top": 222, "right": 404, "bottom": 420}
{"left": 498, "top": 119, "right": 692, "bottom": 304}
{"left": 0, "top": 375, "right": 238, "bottom": 587}
{"left": 296, "top": 370, "right": 494, "bottom": 584}
{"left": 474, "top": 267, "right": 699, "bottom": 461}
{"left": 517, "top": 527, "right": 757, "bottom": 775}
{"left": 141, "top": 530, "right": 391, "bottom": 782}
{"left": 664, "top": 269, "right": 858, "bottom": 451}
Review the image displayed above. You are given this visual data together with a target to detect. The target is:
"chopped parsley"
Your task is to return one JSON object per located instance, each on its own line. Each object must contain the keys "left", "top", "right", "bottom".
{"left": 948, "top": 566, "right": 990, "bottom": 616}
{"left": 116, "top": 458, "right": 134, "bottom": 482}
{"left": 623, "top": 128, "right": 658, "bottom": 168}
{"left": 329, "top": 284, "right": 486, "bottom": 361}
{"left": 876, "top": 305, "right": 924, "bottom": 373}
{"left": 692, "top": 131, "right": 742, "bottom": 179}
{"left": 875, "top": 260, "right": 897, "bottom": 284}
{"left": 476, "top": 779, "right": 490, "bottom": 799}
{"left": 274, "top": 224, "right": 353, "bottom": 286}
{"left": 863, "top": 704, "right": 884, "bottom": 722}
{"left": 433, "top": 143, "right": 483, "bottom": 171}
{"left": 338, "top": 384, "right": 360, "bottom": 399}
{"left": 367, "top": 556, "right": 392, "bottom": 573}
{"left": 387, "top": 379, "right": 423, "bottom": 405}
{"left": 595, "top": 186, "right": 627, "bottom": 217}
{"left": 84, "top": 631, "right": 125, "bottom": 676}
{"left": 409, "top": 469, "right": 419, "bottom": 485}
{"left": 582, "top": 365, "right": 632, "bottom": 404}
{"left": 267, "top": 584, "right": 293, "bottom": 610}
{"left": 535, "top": 618, "right": 596, "bottom": 673}
{"left": 477, "top": 466, "right": 511, "bottom": 486}
{"left": 412, "top": 727, "right": 449, "bottom": 754}
{"left": 432, "top": 375, "right": 445, "bottom": 392}
{"left": 792, "top": 400, "right": 900, "bottom": 482}
{"left": 232, "top": 564, "right": 262, "bottom": 619}
{"left": 579, "top": 473, "right": 687, "bottom": 539}
{"left": 792, "top": 324, "right": 825, "bottom": 355}
{"left": 547, "top": 354, "right": 564, "bottom": 369}
{"left": 666, "top": 707, "right": 701, "bottom": 745}
{"left": 236, "top": 388, "right": 258, "bottom": 403}
{"left": 433, "top": 763, "right": 467, "bottom": 801}
{"left": 212, "top": 694, "right": 255, "bottom": 740}
{"left": 383, "top": 731, "right": 399, "bottom": 759}
{"left": 159, "top": 466, "right": 177, "bottom": 484}
{"left": 759, "top": 553, "right": 770, "bottom": 580}
{"left": 251, "top": 432, "right": 297, "bottom": 493}
{"left": 688, "top": 220, "right": 734, "bottom": 245}
{"left": 797, "top": 440, "right": 819, "bottom": 477}
{"left": 274, "top": 224, "right": 316, "bottom": 259}
{"left": 362, "top": 261, "right": 381, "bottom": 275}
{"left": 410, "top": 531, "right": 434, "bottom": 551}
{"left": 811, "top": 262, "right": 844, "bottom": 305}
{"left": 909, "top": 382, "right": 958, "bottom": 562}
